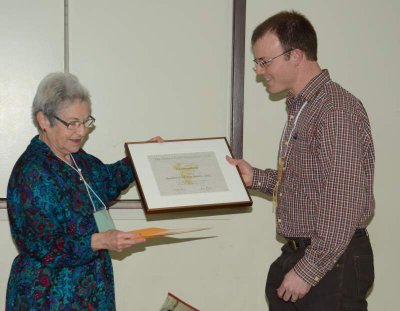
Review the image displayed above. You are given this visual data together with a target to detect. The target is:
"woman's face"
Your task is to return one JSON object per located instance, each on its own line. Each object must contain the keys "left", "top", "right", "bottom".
{"left": 39, "top": 99, "right": 92, "bottom": 159}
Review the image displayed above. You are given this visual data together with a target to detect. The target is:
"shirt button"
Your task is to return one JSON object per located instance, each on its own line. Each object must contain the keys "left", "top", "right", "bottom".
{"left": 314, "top": 277, "right": 320, "bottom": 282}
{"left": 289, "top": 115, "right": 294, "bottom": 120}
{"left": 257, "top": 182, "right": 261, "bottom": 187}
{"left": 279, "top": 193, "right": 283, "bottom": 197}
{"left": 277, "top": 219, "right": 282, "bottom": 223}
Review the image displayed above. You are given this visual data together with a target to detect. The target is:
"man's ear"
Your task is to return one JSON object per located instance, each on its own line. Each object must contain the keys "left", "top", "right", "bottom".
{"left": 290, "top": 49, "right": 304, "bottom": 65}
{"left": 36, "top": 111, "right": 50, "bottom": 131}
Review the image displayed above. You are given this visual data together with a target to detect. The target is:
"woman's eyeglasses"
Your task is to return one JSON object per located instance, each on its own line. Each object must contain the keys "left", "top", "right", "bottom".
{"left": 54, "top": 115, "right": 96, "bottom": 130}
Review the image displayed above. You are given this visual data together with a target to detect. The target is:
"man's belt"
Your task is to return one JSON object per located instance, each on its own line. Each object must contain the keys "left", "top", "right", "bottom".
{"left": 286, "top": 228, "right": 368, "bottom": 251}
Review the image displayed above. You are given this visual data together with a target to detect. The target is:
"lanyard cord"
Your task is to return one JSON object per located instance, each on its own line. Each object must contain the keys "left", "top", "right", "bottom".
{"left": 58, "top": 154, "right": 107, "bottom": 212}
{"left": 272, "top": 101, "right": 309, "bottom": 212}
{"left": 278, "top": 101, "right": 308, "bottom": 159}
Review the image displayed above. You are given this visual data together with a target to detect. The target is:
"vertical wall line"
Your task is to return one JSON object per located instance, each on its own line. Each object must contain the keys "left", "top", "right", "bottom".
{"left": 230, "top": 0, "right": 246, "bottom": 159}
{"left": 64, "top": 0, "right": 69, "bottom": 73}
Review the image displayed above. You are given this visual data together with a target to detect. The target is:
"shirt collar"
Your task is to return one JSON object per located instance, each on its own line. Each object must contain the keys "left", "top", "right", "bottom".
{"left": 32, "top": 135, "right": 50, "bottom": 151}
{"left": 286, "top": 69, "right": 331, "bottom": 113}
{"left": 31, "top": 135, "right": 83, "bottom": 159}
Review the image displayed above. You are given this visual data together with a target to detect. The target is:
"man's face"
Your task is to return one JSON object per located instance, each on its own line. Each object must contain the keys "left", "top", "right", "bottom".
{"left": 252, "top": 32, "right": 296, "bottom": 94}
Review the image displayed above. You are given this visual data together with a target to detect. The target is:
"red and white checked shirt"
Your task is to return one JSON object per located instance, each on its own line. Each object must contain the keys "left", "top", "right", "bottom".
{"left": 251, "top": 69, "right": 375, "bottom": 286}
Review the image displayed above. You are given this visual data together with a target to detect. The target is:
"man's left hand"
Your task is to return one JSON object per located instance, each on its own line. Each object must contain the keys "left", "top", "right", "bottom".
{"left": 277, "top": 269, "right": 311, "bottom": 303}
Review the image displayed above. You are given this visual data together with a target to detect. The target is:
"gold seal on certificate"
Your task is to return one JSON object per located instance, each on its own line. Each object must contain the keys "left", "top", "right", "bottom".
{"left": 125, "top": 137, "right": 252, "bottom": 213}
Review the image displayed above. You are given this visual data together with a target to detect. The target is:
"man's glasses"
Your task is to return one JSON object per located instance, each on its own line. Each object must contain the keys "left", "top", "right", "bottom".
{"left": 253, "top": 49, "right": 294, "bottom": 70}
{"left": 54, "top": 115, "right": 96, "bottom": 130}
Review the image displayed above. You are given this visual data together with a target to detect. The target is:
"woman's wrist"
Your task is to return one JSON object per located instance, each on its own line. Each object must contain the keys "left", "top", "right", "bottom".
{"left": 91, "top": 232, "right": 103, "bottom": 251}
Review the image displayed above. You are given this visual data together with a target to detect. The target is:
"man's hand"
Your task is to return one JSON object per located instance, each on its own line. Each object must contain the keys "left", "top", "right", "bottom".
{"left": 225, "top": 156, "right": 253, "bottom": 187}
{"left": 277, "top": 269, "right": 311, "bottom": 303}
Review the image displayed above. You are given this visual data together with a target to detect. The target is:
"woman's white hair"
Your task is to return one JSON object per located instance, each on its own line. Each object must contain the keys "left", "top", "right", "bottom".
{"left": 32, "top": 72, "right": 92, "bottom": 130}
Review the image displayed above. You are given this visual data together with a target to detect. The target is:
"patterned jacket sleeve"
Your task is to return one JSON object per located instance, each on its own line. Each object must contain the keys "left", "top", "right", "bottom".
{"left": 103, "top": 157, "right": 135, "bottom": 202}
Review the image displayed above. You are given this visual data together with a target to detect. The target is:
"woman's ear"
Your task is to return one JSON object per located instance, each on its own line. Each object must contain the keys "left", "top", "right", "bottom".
{"left": 36, "top": 111, "right": 50, "bottom": 131}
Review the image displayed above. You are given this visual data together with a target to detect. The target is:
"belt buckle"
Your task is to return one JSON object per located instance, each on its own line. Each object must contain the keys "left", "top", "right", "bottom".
{"left": 288, "top": 240, "right": 298, "bottom": 251}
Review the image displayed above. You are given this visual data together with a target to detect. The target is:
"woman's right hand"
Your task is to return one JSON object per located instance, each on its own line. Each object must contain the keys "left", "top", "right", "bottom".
{"left": 91, "top": 230, "right": 145, "bottom": 252}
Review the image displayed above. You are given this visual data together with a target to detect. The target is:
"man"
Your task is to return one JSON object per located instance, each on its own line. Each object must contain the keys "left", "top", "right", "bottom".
{"left": 227, "top": 11, "right": 375, "bottom": 310}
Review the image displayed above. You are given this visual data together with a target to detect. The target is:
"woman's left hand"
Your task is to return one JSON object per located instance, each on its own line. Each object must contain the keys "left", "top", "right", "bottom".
{"left": 147, "top": 136, "right": 164, "bottom": 143}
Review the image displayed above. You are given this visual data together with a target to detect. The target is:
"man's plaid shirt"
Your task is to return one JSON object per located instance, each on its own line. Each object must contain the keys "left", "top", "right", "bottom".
{"left": 251, "top": 70, "right": 375, "bottom": 286}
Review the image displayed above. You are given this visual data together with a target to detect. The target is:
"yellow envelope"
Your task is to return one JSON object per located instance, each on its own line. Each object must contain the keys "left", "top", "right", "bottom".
{"left": 130, "top": 227, "right": 209, "bottom": 238}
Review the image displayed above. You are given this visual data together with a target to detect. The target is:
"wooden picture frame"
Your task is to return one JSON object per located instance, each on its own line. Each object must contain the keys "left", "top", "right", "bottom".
{"left": 125, "top": 137, "right": 252, "bottom": 213}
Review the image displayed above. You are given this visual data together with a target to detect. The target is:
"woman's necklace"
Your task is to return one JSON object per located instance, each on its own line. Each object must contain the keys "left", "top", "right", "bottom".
{"left": 57, "top": 153, "right": 107, "bottom": 212}
{"left": 56, "top": 153, "right": 116, "bottom": 232}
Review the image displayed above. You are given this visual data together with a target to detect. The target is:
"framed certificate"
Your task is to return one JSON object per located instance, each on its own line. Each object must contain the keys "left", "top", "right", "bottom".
{"left": 125, "top": 137, "right": 252, "bottom": 213}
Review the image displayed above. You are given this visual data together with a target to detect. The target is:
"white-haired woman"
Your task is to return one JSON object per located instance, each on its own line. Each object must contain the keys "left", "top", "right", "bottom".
{"left": 6, "top": 72, "right": 154, "bottom": 310}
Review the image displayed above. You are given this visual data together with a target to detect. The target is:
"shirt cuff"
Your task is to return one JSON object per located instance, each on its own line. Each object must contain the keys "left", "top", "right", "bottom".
{"left": 293, "top": 256, "right": 325, "bottom": 286}
{"left": 250, "top": 168, "right": 267, "bottom": 191}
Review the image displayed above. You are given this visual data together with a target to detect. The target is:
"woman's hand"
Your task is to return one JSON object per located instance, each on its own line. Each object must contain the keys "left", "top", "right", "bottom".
{"left": 148, "top": 136, "right": 164, "bottom": 143}
{"left": 226, "top": 155, "right": 254, "bottom": 187}
{"left": 91, "top": 230, "right": 145, "bottom": 252}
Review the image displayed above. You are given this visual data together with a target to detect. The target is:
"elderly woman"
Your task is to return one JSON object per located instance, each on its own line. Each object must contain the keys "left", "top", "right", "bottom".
{"left": 6, "top": 72, "right": 149, "bottom": 310}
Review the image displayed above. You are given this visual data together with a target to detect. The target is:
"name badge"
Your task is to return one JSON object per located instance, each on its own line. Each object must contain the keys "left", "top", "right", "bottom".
{"left": 93, "top": 209, "right": 115, "bottom": 232}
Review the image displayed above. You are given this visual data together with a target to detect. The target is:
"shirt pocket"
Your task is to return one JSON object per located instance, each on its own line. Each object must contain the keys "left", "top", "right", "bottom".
{"left": 286, "top": 132, "right": 311, "bottom": 178}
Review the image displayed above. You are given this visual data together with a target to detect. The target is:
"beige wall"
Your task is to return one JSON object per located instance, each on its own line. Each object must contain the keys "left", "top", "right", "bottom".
{"left": 1, "top": 1, "right": 399, "bottom": 310}
{"left": 0, "top": 0, "right": 64, "bottom": 198}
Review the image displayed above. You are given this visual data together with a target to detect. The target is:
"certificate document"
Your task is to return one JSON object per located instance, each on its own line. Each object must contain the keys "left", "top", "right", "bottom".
{"left": 148, "top": 151, "right": 228, "bottom": 196}
{"left": 125, "top": 137, "right": 252, "bottom": 213}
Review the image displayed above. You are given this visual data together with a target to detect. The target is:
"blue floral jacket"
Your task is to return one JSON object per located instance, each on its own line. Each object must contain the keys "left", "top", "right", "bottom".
{"left": 6, "top": 136, "right": 134, "bottom": 310}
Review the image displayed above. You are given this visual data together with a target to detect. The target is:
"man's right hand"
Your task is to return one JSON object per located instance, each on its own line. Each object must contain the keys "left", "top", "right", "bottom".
{"left": 226, "top": 156, "right": 253, "bottom": 187}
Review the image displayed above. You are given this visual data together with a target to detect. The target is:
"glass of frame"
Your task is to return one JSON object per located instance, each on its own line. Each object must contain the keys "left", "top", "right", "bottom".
{"left": 125, "top": 137, "right": 252, "bottom": 214}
